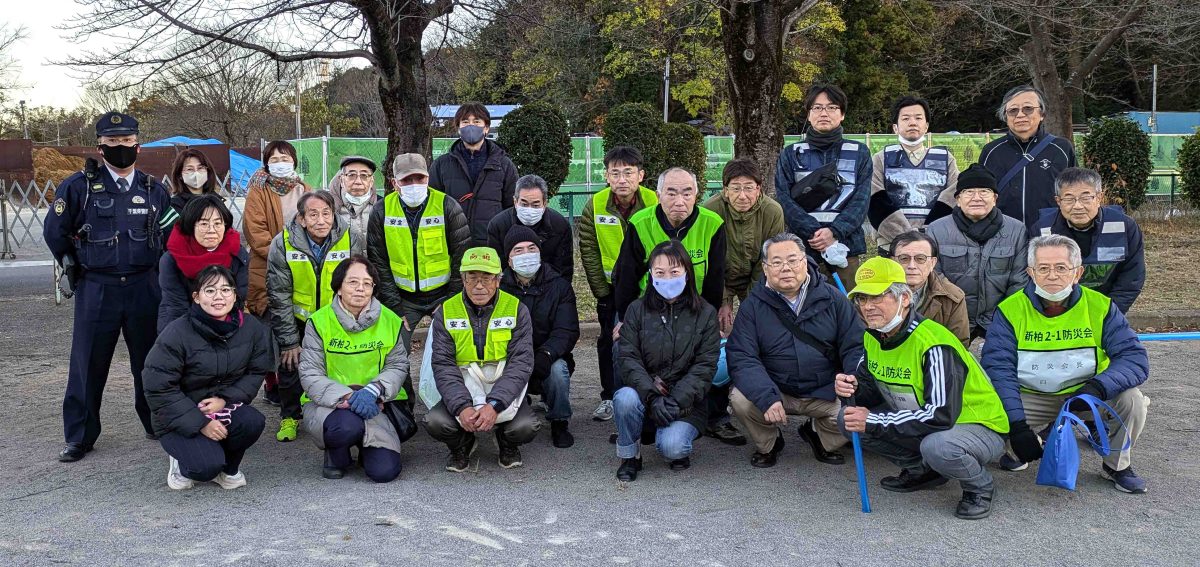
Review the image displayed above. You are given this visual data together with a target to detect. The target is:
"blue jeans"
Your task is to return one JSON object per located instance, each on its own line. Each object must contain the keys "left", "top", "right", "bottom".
{"left": 542, "top": 359, "right": 572, "bottom": 421}
{"left": 613, "top": 387, "right": 697, "bottom": 460}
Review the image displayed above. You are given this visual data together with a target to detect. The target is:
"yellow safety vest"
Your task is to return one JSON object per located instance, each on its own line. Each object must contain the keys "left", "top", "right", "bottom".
{"left": 302, "top": 303, "right": 407, "bottom": 403}
{"left": 629, "top": 206, "right": 724, "bottom": 292}
{"left": 383, "top": 190, "right": 452, "bottom": 292}
{"left": 283, "top": 228, "right": 351, "bottom": 321}
{"left": 441, "top": 291, "right": 520, "bottom": 365}
{"left": 996, "top": 287, "right": 1112, "bottom": 395}
{"left": 593, "top": 186, "right": 658, "bottom": 283}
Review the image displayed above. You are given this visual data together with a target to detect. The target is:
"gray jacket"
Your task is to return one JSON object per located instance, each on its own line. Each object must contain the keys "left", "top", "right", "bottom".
{"left": 299, "top": 297, "right": 407, "bottom": 453}
{"left": 330, "top": 186, "right": 375, "bottom": 259}
{"left": 926, "top": 211, "right": 1029, "bottom": 333}
{"left": 428, "top": 294, "right": 533, "bottom": 417}
{"left": 266, "top": 216, "right": 354, "bottom": 349}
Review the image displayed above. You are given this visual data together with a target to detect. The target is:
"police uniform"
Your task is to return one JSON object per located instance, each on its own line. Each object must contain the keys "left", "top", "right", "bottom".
{"left": 43, "top": 113, "right": 175, "bottom": 462}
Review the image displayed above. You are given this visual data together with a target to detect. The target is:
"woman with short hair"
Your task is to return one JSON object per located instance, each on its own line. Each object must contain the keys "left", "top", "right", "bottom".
{"left": 167, "top": 149, "right": 221, "bottom": 219}
{"left": 158, "top": 195, "right": 248, "bottom": 332}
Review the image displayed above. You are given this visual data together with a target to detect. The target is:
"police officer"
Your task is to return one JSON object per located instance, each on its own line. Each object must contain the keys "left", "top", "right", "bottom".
{"left": 44, "top": 112, "right": 175, "bottom": 462}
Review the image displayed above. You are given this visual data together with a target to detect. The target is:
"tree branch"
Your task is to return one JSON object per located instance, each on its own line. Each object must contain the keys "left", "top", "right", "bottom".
{"left": 1064, "top": 1, "right": 1147, "bottom": 89}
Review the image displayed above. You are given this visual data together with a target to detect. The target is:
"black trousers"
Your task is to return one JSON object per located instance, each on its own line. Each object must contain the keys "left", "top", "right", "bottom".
{"left": 323, "top": 409, "right": 402, "bottom": 483}
{"left": 596, "top": 296, "right": 618, "bottom": 401}
{"left": 423, "top": 401, "right": 540, "bottom": 450}
{"left": 159, "top": 405, "right": 266, "bottom": 481}
{"left": 276, "top": 366, "right": 303, "bottom": 420}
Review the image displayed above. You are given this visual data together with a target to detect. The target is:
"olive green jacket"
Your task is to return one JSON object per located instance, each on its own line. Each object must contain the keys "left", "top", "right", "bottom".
{"left": 576, "top": 187, "right": 656, "bottom": 299}
{"left": 702, "top": 192, "right": 786, "bottom": 305}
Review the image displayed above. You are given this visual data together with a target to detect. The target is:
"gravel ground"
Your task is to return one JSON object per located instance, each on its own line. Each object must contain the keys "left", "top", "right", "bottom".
{"left": 0, "top": 274, "right": 1197, "bottom": 566}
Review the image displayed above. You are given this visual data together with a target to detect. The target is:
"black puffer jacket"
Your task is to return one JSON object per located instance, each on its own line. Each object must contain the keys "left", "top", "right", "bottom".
{"left": 487, "top": 208, "right": 575, "bottom": 279}
{"left": 500, "top": 264, "right": 580, "bottom": 377}
{"left": 428, "top": 139, "right": 519, "bottom": 245}
{"left": 618, "top": 296, "right": 720, "bottom": 432}
{"left": 143, "top": 307, "right": 274, "bottom": 437}
{"left": 157, "top": 248, "right": 250, "bottom": 333}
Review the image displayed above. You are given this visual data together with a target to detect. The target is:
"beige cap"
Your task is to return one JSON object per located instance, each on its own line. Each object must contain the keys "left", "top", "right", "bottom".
{"left": 392, "top": 153, "right": 429, "bottom": 179}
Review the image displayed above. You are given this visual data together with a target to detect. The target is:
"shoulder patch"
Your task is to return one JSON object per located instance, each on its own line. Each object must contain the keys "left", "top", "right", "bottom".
{"left": 54, "top": 199, "right": 66, "bottom": 215}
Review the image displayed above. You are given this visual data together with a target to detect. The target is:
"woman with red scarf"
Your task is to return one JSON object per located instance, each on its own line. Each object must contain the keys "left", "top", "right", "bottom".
{"left": 157, "top": 195, "right": 249, "bottom": 333}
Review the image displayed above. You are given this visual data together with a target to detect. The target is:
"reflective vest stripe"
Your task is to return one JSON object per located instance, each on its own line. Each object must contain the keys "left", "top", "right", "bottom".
{"left": 593, "top": 186, "right": 658, "bottom": 284}
{"left": 383, "top": 190, "right": 452, "bottom": 293}
{"left": 442, "top": 291, "right": 520, "bottom": 364}
{"left": 302, "top": 303, "right": 407, "bottom": 403}
{"left": 996, "top": 287, "right": 1112, "bottom": 395}
{"left": 629, "top": 206, "right": 724, "bottom": 292}
{"left": 283, "top": 228, "right": 351, "bottom": 322}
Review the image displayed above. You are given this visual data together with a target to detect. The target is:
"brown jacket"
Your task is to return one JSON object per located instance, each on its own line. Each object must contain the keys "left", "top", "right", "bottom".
{"left": 917, "top": 271, "right": 970, "bottom": 347}
{"left": 242, "top": 185, "right": 287, "bottom": 315}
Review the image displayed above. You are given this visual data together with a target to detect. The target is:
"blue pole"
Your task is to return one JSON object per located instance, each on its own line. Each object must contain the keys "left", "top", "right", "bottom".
{"left": 833, "top": 272, "right": 871, "bottom": 512}
{"left": 1137, "top": 332, "right": 1200, "bottom": 341}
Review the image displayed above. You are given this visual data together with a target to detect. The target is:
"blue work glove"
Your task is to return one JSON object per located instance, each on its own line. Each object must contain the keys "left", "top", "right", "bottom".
{"left": 348, "top": 384, "right": 381, "bottom": 420}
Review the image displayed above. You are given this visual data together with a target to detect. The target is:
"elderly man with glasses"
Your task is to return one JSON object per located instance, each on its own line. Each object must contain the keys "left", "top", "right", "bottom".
{"left": 330, "top": 156, "right": 379, "bottom": 257}
{"left": 889, "top": 231, "right": 970, "bottom": 347}
{"left": 1030, "top": 167, "right": 1145, "bottom": 314}
{"left": 982, "top": 235, "right": 1150, "bottom": 492}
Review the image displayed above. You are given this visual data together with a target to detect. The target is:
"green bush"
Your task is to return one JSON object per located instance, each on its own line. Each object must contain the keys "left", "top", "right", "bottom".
{"left": 1178, "top": 129, "right": 1200, "bottom": 208}
{"left": 603, "top": 102, "right": 665, "bottom": 186}
{"left": 660, "top": 122, "right": 707, "bottom": 186}
{"left": 497, "top": 102, "right": 571, "bottom": 196}
{"left": 1080, "top": 116, "right": 1152, "bottom": 210}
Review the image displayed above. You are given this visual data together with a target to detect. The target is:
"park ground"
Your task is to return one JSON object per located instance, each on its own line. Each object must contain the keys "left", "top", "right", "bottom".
{"left": 1, "top": 259, "right": 1199, "bottom": 566}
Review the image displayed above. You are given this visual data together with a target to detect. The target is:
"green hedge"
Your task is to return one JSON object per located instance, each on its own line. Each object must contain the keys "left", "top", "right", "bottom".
{"left": 603, "top": 103, "right": 665, "bottom": 186}
{"left": 661, "top": 122, "right": 707, "bottom": 187}
{"left": 1080, "top": 116, "right": 1153, "bottom": 210}
{"left": 1179, "top": 130, "right": 1200, "bottom": 208}
{"left": 497, "top": 102, "right": 571, "bottom": 196}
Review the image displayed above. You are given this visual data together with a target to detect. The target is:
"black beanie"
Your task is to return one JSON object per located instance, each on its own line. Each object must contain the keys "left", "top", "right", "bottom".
{"left": 502, "top": 225, "right": 541, "bottom": 258}
{"left": 955, "top": 163, "right": 997, "bottom": 196}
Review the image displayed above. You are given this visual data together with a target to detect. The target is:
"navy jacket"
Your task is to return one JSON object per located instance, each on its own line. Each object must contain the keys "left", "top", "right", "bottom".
{"left": 156, "top": 248, "right": 251, "bottom": 333}
{"left": 981, "top": 284, "right": 1149, "bottom": 423}
{"left": 979, "top": 126, "right": 1076, "bottom": 227}
{"left": 773, "top": 138, "right": 872, "bottom": 256}
{"left": 727, "top": 263, "right": 865, "bottom": 410}
{"left": 1030, "top": 205, "right": 1145, "bottom": 314}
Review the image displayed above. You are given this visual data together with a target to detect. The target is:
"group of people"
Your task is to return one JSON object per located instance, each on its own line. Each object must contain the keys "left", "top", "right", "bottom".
{"left": 43, "top": 86, "right": 1152, "bottom": 520}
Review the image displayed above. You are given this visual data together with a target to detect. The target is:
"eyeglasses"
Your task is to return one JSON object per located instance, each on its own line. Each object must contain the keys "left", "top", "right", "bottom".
{"left": 810, "top": 104, "right": 841, "bottom": 114}
{"left": 343, "top": 278, "right": 374, "bottom": 289}
{"left": 894, "top": 254, "right": 931, "bottom": 266}
{"left": 342, "top": 172, "right": 373, "bottom": 180}
{"left": 1059, "top": 194, "right": 1098, "bottom": 207}
{"left": 726, "top": 184, "right": 758, "bottom": 194}
{"left": 464, "top": 273, "right": 497, "bottom": 286}
{"left": 195, "top": 219, "right": 225, "bottom": 231}
{"left": 1005, "top": 105, "right": 1041, "bottom": 117}
{"left": 1032, "top": 265, "right": 1078, "bottom": 277}
{"left": 765, "top": 258, "right": 804, "bottom": 271}
{"left": 959, "top": 189, "right": 994, "bottom": 199}
{"left": 606, "top": 169, "right": 639, "bottom": 180}
{"left": 852, "top": 293, "right": 892, "bottom": 306}
{"left": 201, "top": 286, "right": 235, "bottom": 298}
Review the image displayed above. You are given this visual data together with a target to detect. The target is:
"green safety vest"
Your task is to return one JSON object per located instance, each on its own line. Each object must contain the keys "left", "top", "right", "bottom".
{"left": 593, "top": 186, "right": 658, "bottom": 283}
{"left": 383, "top": 190, "right": 452, "bottom": 292}
{"left": 302, "top": 303, "right": 407, "bottom": 404}
{"left": 283, "top": 228, "right": 351, "bottom": 321}
{"left": 442, "top": 291, "right": 520, "bottom": 365}
{"left": 996, "top": 287, "right": 1111, "bottom": 395}
{"left": 863, "top": 318, "right": 1009, "bottom": 434}
{"left": 629, "top": 205, "right": 724, "bottom": 292}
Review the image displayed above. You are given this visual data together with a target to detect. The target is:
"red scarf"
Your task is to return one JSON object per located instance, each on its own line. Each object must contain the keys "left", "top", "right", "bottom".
{"left": 167, "top": 226, "right": 243, "bottom": 279}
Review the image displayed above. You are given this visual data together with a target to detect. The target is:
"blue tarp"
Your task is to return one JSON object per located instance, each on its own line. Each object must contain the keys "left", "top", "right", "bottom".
{"left": 1120, "top": 112, "right": 1200, "bottom": 135}
{"left": 143, "top": 136, "right": 260, "bottom": 194}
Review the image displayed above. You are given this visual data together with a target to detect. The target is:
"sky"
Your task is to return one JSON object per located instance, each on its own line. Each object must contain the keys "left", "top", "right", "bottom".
{"left": 6, "top": 0, "right": 91, "bottom": 109}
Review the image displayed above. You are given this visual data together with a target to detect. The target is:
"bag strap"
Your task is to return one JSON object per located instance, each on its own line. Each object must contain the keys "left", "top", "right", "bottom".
{"left": 775, "top": 308, "right": 839, "bottom": 369}
{"left": 996, "top": 134, "right": 1056, "bottom": 191}
{"left": 1062, "top": 393, "right": 1132, "bottom": 456}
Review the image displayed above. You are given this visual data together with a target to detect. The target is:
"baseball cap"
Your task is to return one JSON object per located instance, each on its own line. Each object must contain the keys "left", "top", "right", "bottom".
{"left": 392, "top": 153, "right": 428, "bottom": 179}
{"left": 848, "top": 257, "right": 907, "bottom": 297}
{"left": 460, "top": 247, "right": 502, "bottom": 275}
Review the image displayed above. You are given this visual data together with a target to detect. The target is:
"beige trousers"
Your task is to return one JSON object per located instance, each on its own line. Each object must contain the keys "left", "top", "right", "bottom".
{"left": 1021, "top": 387, "right": 1149, "bottom": 470}
{"left": 730, "top": 387, "right": 846, "bottom": 454}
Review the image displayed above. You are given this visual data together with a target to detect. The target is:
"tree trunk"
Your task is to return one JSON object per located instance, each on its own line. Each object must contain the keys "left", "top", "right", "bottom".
{"left": 1022, "top": 14, "right": 1074, "bottom": 141}
{"left": 719, "top": 1, "right": 792, "bottom": 197}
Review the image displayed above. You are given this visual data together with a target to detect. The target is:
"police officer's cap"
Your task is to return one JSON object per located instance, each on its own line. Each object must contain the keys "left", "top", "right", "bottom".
{"left": 95, "top": 112, "right": 139, "bottom": 138}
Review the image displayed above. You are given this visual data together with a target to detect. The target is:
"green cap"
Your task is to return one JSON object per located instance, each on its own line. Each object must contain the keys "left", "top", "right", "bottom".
{"left": 460, "top": 247, "right": 502, "bottom": 275}
{"left": 848, "top": 257, "right": 907, "bottom": 297}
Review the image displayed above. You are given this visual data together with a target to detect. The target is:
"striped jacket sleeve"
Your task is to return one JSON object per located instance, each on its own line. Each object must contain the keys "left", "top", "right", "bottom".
{"left": 865, "top": 344, "right": 967, "bottom": 439}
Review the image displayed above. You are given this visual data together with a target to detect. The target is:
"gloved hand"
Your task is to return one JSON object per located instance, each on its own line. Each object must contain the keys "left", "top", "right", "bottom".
{"left": 348, "top": 385, "right": 381, "bottom": 420}
{"left": 651, "top": 395, "right": 681, "bottom": 428}
{"left": 1009, "top": 419, "right": 1044, "bottom": 463}
{"left": 1068, "top": 382, "right": 1106, "bottom": 413}
{"left": 533, "top": 350, "right": 553, "bottom": 381}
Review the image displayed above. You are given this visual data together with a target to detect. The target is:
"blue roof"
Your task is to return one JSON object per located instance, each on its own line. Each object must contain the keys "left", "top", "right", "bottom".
{"left": 430, "top": 104, "right": 521, "bottom": 119}
{"left": 142, "top": 136, "right": 223, "bottom": 147}
{"left": 1120, "top": 112, "right": 1200, "bottom": 135}
{"left": 142, "top": 136, "right": 259, "bottom": 193}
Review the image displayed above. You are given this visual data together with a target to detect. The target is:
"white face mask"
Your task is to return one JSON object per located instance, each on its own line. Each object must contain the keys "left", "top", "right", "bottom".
{"left": 652, "top": 274, "right": 688, "bottom": 300}
{"left": 898, "top": 134, "right": 926, "bottom": 147}
{"left": 870, "top": 300, "right": 906, "bottom": 333}
{"left": 511, "top": 252, "right": 541, "bottom": 278}
{"left": 399, "top": 184, "right": 429, "bottom": 208}
{"left": 267, "top": 162, "right": 295, "bottom": 178}
{"left": 343, "top": 191, "right": 371, "bottom": 206}
{"left": 1034, "top": 283, "right": 1073, "bottom": 303}
{"left": 182, "top": 171, "right": 207, "bottom": 189}
{"left": 516, "top": 205, "right": 545, "bottom": 226}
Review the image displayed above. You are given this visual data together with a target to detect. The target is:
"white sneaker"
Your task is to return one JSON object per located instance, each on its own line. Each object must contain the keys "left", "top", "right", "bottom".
{"left": 592, "top": 400, "right": 614, "bottom": 421}
{"left": 167, "top": 457, "right": 194, "bottom": 490}
{"left": 214, "top": 470, "right": 247, "bottom": 490}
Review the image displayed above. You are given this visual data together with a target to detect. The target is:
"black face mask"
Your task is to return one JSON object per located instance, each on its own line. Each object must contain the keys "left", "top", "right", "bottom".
{"left": 99, "top": 144, "right": 139, "bottom": 169}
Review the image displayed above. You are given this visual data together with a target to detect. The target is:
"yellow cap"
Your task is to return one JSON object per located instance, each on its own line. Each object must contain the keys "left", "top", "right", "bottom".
{"left": 848, "top": 256, "right": 907, "bottom": 297}
{"left": 460, "top": 247, "right": 502, "bottom": 275}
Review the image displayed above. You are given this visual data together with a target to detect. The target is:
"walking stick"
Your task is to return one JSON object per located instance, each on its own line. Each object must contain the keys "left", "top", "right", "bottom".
{"left": 832, "top": 272, "right": 871, "bottom": 513}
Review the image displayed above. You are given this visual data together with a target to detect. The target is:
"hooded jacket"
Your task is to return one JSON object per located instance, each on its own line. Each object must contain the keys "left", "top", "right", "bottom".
{"left": 702, "top": 191, "right": 787, "bottom": 304}
{"left": 428, "top": 138, "right": 519, "bottom": 245}
{"left": 266, "top": 216, "right": 354, "bottom": 350}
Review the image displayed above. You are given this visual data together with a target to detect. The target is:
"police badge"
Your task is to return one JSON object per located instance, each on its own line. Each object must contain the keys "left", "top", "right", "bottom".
{"left": 54, "top": 199, "right": 66, "bottom": 215}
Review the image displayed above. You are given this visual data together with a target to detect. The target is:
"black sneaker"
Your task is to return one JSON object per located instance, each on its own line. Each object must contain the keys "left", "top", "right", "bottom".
{"left": 705, "top": 422, "right": 747, "bottom": 446}
{"left": 669, "top": 457, "right": 691, "bottom": 471}
{"left": 322, "top": 454, "right": 346, "bottom": 479}
{"left": 550, "top": 420, "right": 575, "bottom": 449}
{"left": 751, "top": 433, "right": 785, "bottom": 468}
{"left": 262, "top": 385, "right": 281, "bottom": 407}
{"left": 797, "top": 419, "right": 845, "bottom": 465}
{"left": 880, "top": 468, "right": 949, "bottom": 493}
{"left": 498, "top": 444, "right": 524, "bottom": 469}
{"left": 997, "top": 452, "right": 1029, "bottom": 471}
{"left": 616, "top": 457, "right": 643, "bottom": 481}
{"left": 445, "top": 436, "right": 477, "bottom": 473}
{"left": 955, "top": 489, "right": 995, "bottom": 520}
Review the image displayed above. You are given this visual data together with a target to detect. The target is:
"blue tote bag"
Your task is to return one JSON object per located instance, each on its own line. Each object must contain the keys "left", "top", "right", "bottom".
{"left": 1036, "top": 393, "right": 1131, "bottom": 490}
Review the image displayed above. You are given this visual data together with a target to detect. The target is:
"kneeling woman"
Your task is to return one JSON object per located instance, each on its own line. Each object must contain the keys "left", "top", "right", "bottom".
{"left": 300, "top": 256, "right": 409, "bottom": 482}
{"left": 144, "top": 265, "right": 274, "bottom": 490}
{"left": 614, "top": 240, "right": 720, "bottom": 481}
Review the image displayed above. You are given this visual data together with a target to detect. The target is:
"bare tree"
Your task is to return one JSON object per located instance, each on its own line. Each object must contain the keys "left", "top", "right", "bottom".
{"left": 62, "top": 0, "right": 464, "bottom": 183}
{"left": 0, "top": 23, "right": 29, "bottom": 104}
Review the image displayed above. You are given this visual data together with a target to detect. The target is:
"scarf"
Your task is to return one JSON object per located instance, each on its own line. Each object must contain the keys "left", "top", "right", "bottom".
{"left": 952, "top": 207, "right": 1003, "bottom": 244}
{"left": 189, "top": 303, "right": 242, "bottom": 337}
{"left": 804, "top": 125, "right": 844, "bottom": 150}
{"left": 167, "top": 225, "right": 242, "bottom": 279}
{"left": 248, "top": 168, "right": 299, "bottom": 197}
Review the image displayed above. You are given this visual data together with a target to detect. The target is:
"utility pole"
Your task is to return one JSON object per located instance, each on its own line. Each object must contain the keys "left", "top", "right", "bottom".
{"left": 1149, "top": 64, "right": 1158, "bottom": 134}
{"left": 295, "top": 81, "right": 302, "bottom": 138}
{"left": 19, "top": 100, "right": 28, "bottom": 139}
{"left": 662, "top": 56, "right": 671, "bottom": 123}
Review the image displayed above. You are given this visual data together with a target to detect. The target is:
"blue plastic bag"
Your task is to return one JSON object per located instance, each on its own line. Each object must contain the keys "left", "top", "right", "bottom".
{"left": 1036, "top": 393, "right": 1131, "bottom": 490}
{"left": 712, "top": 339, "right": 730, "bottom": 387}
